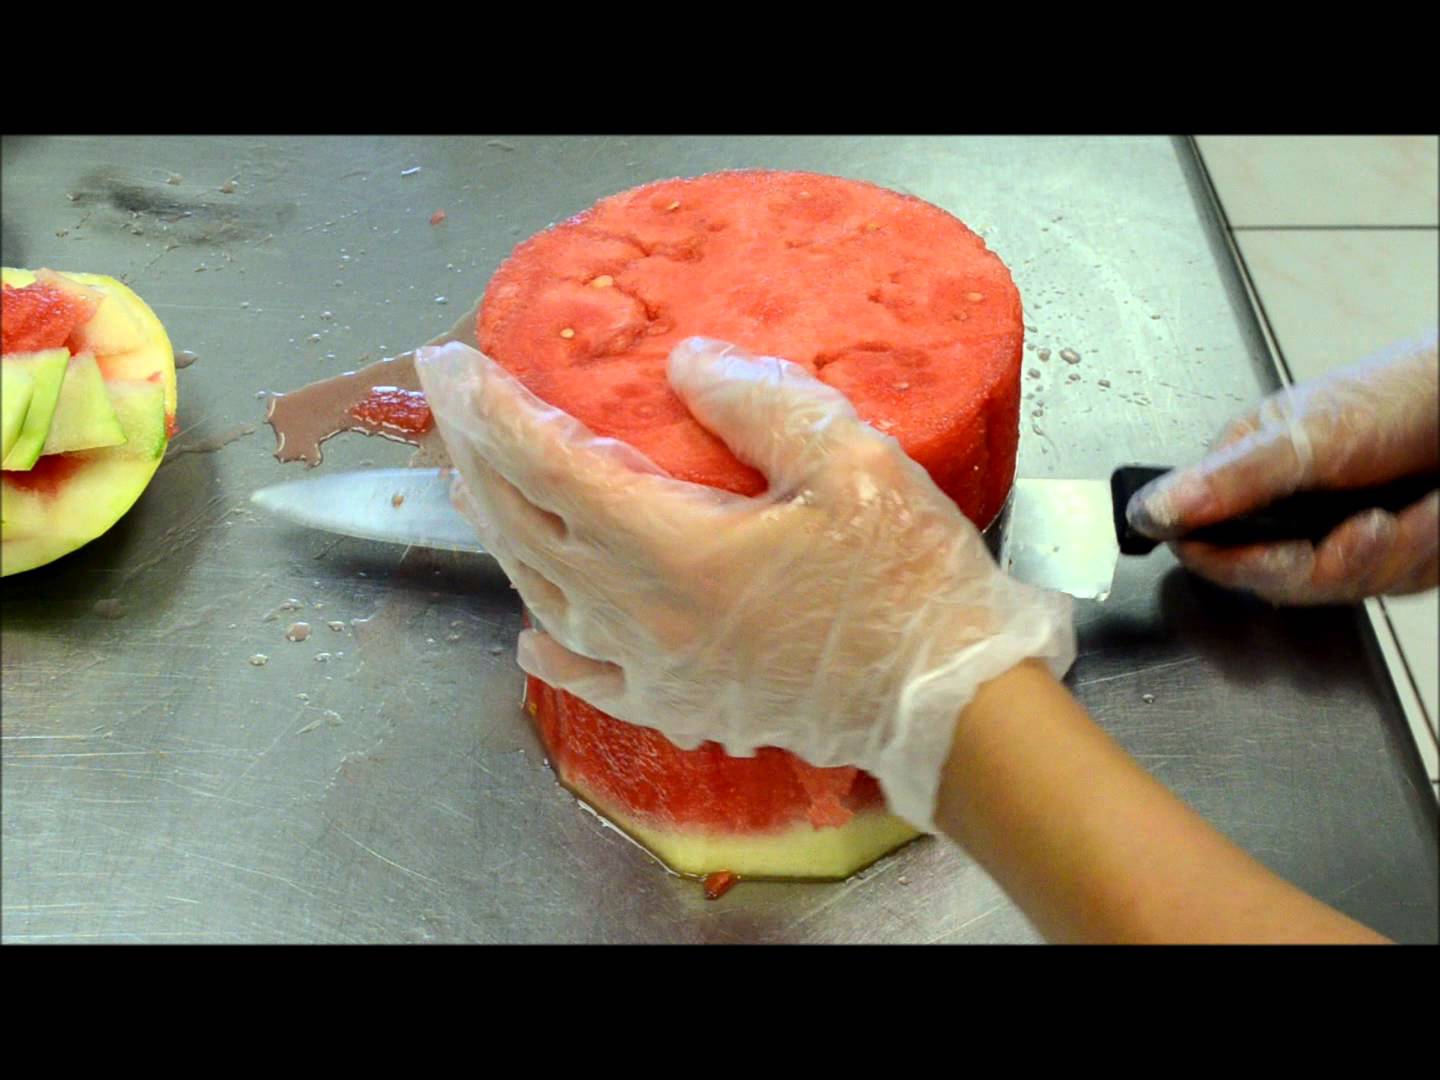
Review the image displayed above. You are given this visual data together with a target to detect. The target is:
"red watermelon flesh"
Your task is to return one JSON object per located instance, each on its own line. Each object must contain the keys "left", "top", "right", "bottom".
{"left": 2, "top": 280, "right": 99, "bottom": 355}
{"left": 482, "top": 172, "right": 1023, "bottom": 868}
{"left": 528, "top": 675, "right": 884, "bottom": 833}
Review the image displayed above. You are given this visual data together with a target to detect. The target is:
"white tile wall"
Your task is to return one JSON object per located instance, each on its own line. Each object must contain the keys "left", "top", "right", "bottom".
{"left": 1196, "top": 136, "right": 1438, "bottom": 227}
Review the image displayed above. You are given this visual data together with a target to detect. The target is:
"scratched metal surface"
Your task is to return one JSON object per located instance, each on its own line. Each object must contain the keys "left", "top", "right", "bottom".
{"left": 2, "top": 136, "right": 1435, "bottom": 944}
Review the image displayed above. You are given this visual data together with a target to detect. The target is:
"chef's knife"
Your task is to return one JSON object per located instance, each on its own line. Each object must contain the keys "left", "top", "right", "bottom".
{"left": 250, "top": 467, "right": 1438, "bottom": 602}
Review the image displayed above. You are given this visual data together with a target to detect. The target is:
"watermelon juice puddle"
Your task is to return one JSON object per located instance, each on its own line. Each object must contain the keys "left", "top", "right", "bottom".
{"left": 263, "top": 305, "right": 482, "bottom": 467}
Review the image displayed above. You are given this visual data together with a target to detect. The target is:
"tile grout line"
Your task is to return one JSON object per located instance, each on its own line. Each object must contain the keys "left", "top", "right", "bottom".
{"left": 1230, "top": 224, "right": 1439, "bottom": 232}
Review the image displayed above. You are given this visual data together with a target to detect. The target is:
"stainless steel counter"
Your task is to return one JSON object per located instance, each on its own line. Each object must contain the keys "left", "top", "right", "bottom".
{"left": 2, "top": 136, "right": 1435, "bottom": 944}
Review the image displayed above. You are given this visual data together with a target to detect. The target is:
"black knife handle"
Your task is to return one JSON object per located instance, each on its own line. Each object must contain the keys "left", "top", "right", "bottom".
{"left": 1112, "top": 466, "right": 1440, "bottom": 557}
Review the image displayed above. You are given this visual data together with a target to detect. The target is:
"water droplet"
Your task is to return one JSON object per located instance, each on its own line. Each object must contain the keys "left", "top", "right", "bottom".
{"left": 92, "top": 599, "right": 125, "bottom": 619}
{"left": 1061, "top": 349, "right": 1081, "bottom": 364}
{"left": 489, "top": 643, "right": 505, "bottom": 655}
{"left": 401, "top": 166, "right": 422, "bottom": 177}
{"left": 328, "top": 621, "right": 345, "bottom": 632}
{"left": 314, "top": 652, "right": 332, "bottom": 663}
{"left": 434, "top": 296, "right": 448, "bottom": 305}
{"left": 1037, "top": 349, "right": 1051, "bottom": 362}
{"left": 249, "top": 654, "right": 269, "bottom": 667}
{"left": 1142, "top": 693, "right": 1156, "bottom": 704}
{"left": 1027, "top": 369, "right": 1040, "bottom": 379}
{"left": 286, "top": 622, "right": 312, "bottom": 642}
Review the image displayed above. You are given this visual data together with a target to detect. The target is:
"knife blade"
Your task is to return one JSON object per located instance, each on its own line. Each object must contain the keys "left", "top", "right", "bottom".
{"left": 250, "top": 467, "right": 487, "bottom": 555}
{"left": 250, "top": 467, "right": 1439, "bottom": 602}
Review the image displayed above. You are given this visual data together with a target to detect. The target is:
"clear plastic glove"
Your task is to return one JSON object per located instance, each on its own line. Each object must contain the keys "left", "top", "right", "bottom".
{"left": 416, "top": 337, "right": 1075, "bottom": 832}
{"left": 1127, "top": 336, "right": 1439, "bottom": 605}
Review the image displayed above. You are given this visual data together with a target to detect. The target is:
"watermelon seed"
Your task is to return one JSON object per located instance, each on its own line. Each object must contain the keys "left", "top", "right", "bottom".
{"left": 965, "top": 291, "right": 985, "bottom": 302}
{"left": 590, "top": 275, "right": 614, "bottom": 289}
{"left": 559, "top": 327, "right": 576, "bottom": 339}
{"left": 286, "top": 622, "right": 313, "bottom": 642}
{"left": 1038, "top": 349, "right": 1051, "bottom": 361}
{"left": 666, "top": 200, "right": 681, "bottom": 211}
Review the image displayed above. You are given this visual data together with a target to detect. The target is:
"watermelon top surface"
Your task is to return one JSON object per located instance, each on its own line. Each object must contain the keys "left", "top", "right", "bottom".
{"left": 478, "top": 170, "right": 1024, "bottom": 525}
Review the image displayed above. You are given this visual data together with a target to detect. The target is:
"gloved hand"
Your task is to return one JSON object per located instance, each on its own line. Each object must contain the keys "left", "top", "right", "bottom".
{"left": 1127, "top": 337, "right": 1439, "bottom": 605}
{"left": 417, "top": 337, "right": 1075, "bottom": 832}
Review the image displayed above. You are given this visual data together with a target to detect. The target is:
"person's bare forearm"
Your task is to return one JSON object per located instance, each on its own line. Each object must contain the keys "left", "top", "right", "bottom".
{"left": 934, "top": 661, "right": 1389, "bottom": 944}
